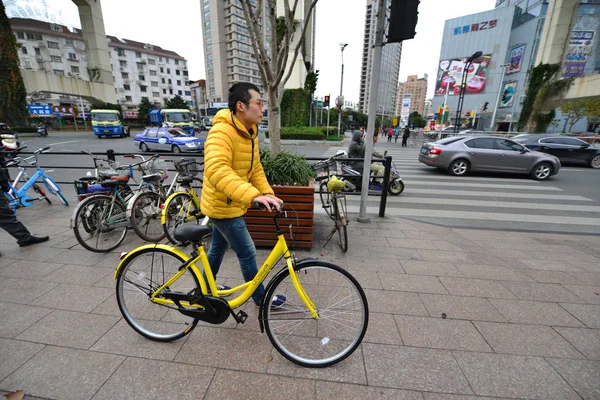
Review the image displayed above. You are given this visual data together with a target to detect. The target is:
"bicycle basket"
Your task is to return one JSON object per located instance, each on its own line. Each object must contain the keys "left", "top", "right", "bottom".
{"left": 144, "top": 157, "right": 169, "bottom": 175}
{"left": 96, "top": 159, "right": 129, "bottom": 179}
{"left": 174, "top": 158, "right": 202, "bottom": 176}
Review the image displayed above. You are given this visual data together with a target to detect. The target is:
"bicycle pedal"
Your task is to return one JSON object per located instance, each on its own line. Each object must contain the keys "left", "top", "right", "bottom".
{"left": 232, "top": 310, "right": 248, "bottom": 324}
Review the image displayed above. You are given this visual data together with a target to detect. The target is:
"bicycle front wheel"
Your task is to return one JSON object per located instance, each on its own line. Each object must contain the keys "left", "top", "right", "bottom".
{"left": 73, "top": 195, "right": 127, "bottom": 252}
{"left": 334, "top": 196, "right": 348, "bottom": 252}
{"left": 263, "top": 261, "right": 368, "bottom": 368}
{"left": 162, "top": 192, "right": 201, "bottom": 245}
{"left": 130, "top": 192, "right": 165, "bottom": 242}
{"left": 115, "top": 248, "right": 201, "bottom": 342}
{"left": 33, "top": 184, "right": 52, "bottom": 205}
{"left": 319, "top": 181, "right": 333, "bottom": 218}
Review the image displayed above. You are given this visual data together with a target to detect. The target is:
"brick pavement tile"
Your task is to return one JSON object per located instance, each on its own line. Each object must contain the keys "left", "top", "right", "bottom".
{"left": 348, "top": 270, "right": 383, "bottom": 289}
{"left": 368, "top": 246, "right": 423, "bottom": 260}
{"left": 204, "top": 369, "right": 315, "bottom": 400}
{"left": 554, "top": 327, "right": 600, "bottom": 360}
{"left": 419, "top": 294, "right": 507, "bottom": 322}
{"left": 346, "top": 257, "right": 405, "bottom": 273}
{"left": 92, "top": 358, "right": 215, "bottom": 400}
{"left": 40, "top": 264, "right": 112, "bottom": 286}
{"left": 478, "top": 240, "right": 537, "bottom": 251}
{"left": 47, "top": 249, "right": 108, "bottom": 266}
{"left": 570, "top": 262, "right": 600, "bottom": 273}
{"left": 0, "top": 278, "right": 58, "bottom": 305}
{"left": 547, "top": 358, "right": 600, "bottom": 400}
{"left": 474, "top": 321, "right": 584, "bottom": 358}
{"left": 363, "top": 313, "right": 403, "bottom": 345}
{"left": 395, "top": 316, "right": 491, "bottom": 352}
{"left": 265, "top": 346, "right": 366, "bottom": 385}
{"left": 453, "top": 264, "right": 529, "bottom": 281}
{"left": 403, "top": 230, "right": 440, "bottom": 240}
{"left": 417, "top": 250, "right": 472, "bottom": 263}
{"left": 523, "top": 270, "right": 587, "bottom": 285}
{"left": 362, "top": 343, "right": 472, "bottom": 394}
{"left": 432, "top": 241, "right": 463, "bottom": 251}
{"left": 484, "top": 248, "right": 532, "bottom": 259}
{"left": 0, "top": 346, "right": 124, "bottom": 400}
{"left": 489, "top": 299, "right": 584, "bottom": 327}
{"left": 0, "top": 338, "right": 44, "bottom": 382}
{"left": 94, "top": 255, "right": 126, "bottom": 270}
{"left": 560, "top": 303, "right": 600, "bottom": 328}
{"left": 363, "top": 289, "right": 429, "bottom": 316}
{"left": 388, "top": 239, "right": 439, "bottom": 250}
{"left": 401, "top": 260, "right": 464, "bottom": 277}
{"left": 0, "top": 302, "right": 51, "bottom": 338}
{"left": 563, "top": 285, "right": 600, "bottom": 304}
{"left": 461, "top": 253, "right": 512, "bottom": 268}
{"left": 90, "top": 293, "right": 121, "bottom": 317}
{"left": 90, "top": 319, "right": 187, "bottom": 361}
{"left": 29, "top": 283, "right": 113, "bottom": 313}
{"left": 175, "top": 326, "right": 272, "bottom": 373}
{"left": 378, "top": 273, "right": 448, "bottom": 294}
{"left": 3, "top": 246, "right": 68, "bottom": 262}
{"left": 453, "top": 352, "right": 580, "bottom": 399}
{"left": 520, "top": 259, "right": 586, "bottom": 272}
{"left": 0, "top": 260, "right": 63, "bottom": 280}
{"left": 17, "top": 310, "right": 118, "bottom": 350}
{"left": 438, "top": 277, "right": 517, "bottom": 299}
{"left": 501, "top": 281, "right": 586, "bottom": 303}
{"left": 316, "top": 381, "right": 423, "bottom": 400}
{"left": 422, "top": 394, "right": 502, "bottom": 400}
{"left": 362, "top": 228, "right": 407, "bottom": 239}
{"left": 565, "top": 271, "right": 600, "bottom": 286}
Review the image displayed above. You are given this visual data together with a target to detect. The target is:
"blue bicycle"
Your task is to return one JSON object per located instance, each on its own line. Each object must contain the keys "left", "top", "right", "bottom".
{"left": 5, "top": 146, "right": 69, "bottom": 212}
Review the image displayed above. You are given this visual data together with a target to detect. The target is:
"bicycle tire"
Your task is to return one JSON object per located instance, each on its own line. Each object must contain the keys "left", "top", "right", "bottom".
{"left": 263, "top": 261, "right": 368, "bottom": 367}
{"left": 115, "top": 247, "right": 200, "bottom": 342}
{"left": 162, "top": 192, "right": 201, "bottom": 245}
{"left": 32, "top": 184, "right": 52, "bottom": 205}
{"left": 73, "top": 194, "right": 127, "bottom": 252}
{"left": 130, "top": 191, "right": 165, "bottom": 242}
{"left": 334, "top": 196, "right": 348, "bottom": 252}
{"left": 319, "top": 181, "right": 333, "bottom": 218}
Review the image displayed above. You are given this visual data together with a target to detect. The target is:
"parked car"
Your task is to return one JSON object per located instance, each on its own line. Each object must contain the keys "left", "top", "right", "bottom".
{"left": 133, "top": 127, "right": 204, "bottom": 153}
{"left": 513, "top": 134, "right": 600, "bottom": 168}
{"left": 564, "top": 132, "right": 600, "bottom": 145}
{"left": 418, "top": 135, "right": 561, "bottom": 180}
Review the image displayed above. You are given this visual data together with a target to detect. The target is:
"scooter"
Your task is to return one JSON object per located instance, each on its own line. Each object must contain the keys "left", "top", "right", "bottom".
{"left": 37, "top": 125, "right": 48, "bottom": 137}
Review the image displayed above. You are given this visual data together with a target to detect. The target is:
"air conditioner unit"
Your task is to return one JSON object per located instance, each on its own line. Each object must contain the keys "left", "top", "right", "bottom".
{"left": 38, "top": 41, "right": 46, "bottom": 47}
{"left": 118, "top": 88, "right": 125, "bottom": 92}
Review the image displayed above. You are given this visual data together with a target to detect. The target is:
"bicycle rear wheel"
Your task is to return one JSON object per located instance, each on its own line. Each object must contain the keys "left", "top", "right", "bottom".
{"left": 32, "top": 184, "right": 52, "bottom": 205}
{"left": 319, "top": 181, "right": 333, "bottom": 218}
{"left": 162, "top": 192, "right": 201, "bottom": 245}
{"left": 130, "top": 191, "right": 165, "bottom": 242}
{"left": 334, "top": 195, "right": 348, "bottom": 252}
{"left": 73, "top": 195, "right": 127, "bottom": 252}
{"left": 263, "top": 261, "right": 368, "bottom": 368}
{"left": 115, "top": 248, "right": 200, "bottom": 342}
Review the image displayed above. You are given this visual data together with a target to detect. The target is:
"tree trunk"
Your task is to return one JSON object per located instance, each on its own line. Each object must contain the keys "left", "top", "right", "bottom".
{"left": 267, "top": 89, "right": 282, "bottom": 154}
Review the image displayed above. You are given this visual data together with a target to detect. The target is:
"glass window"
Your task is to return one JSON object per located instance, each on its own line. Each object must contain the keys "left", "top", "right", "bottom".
{"left": 540, "top": 137, "right": 563, "bottom": 144}
{"left": 177, "top": 80, "right": 181, "bottom": 85}
{"left": 47, "top": 41, "right": 59, "bottom": 49}
{"left": 563, "top": 138, "right": 587, "bottom": 146}
{"left": 140, "top": 85, "right": 147, "bottom": 92}
{"left": 34, "top": 47, "right": 41, "bottom": 55}
{"left": 150, "top": 70, "right": 157, "bottom": 76}
{"left": 123, "top": 84, "right": 130, "bottom": 90}
{"left": 71, "top": 66, "right": 79, "bottom": 73}
{"left": 158, "top": 129, "right": 167, "bottom": 138}
{"left": 148, "top": 59, "right": 156, "bottom": 65}
{"left": 119, "top": 60, "right": 127, "bottom": 67}
{"left": 117, "top": 48, "right": 125, "bottom": 56}
{"left": 465, "top": 138, "right": 495, "bottom": 149}
{"left": 136, "top": 51, "right": 142, "bottom": 58}
{"left": 53, "top": 69, "right": 64, "bottom": 76}
{"left": 16, "top": 31, "right": 25, "bottom": 39}
{"left": 21, "top": 47, "right": 27, "bottom": 55}
{"left": 138, "top": 74, "right": 145, "bottom": 81}
{"left": 122, "top": 72, "right": 129, "bottom": 79}
{"left": 494, "top": 139, "right": 524, "bottom": 151}
{"left": 137, "top": 62, "right": 144, "bottom": 70}
{"left": 125, "top": 96, "right": 132, "bottom": 102}
{"left": 68, "top": 53, "right": 77, "bottom": 60}
{"left": 51, "top": 55, "right": 62, "bottom": 62}
{"left": 146, "top": 128, "right": 158, "bottom": 138}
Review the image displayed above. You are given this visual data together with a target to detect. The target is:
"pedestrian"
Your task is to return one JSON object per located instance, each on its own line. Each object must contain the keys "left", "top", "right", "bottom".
{"left": 393, "top": 127, "right": 400, "bottom": 143}
{"left": 387, "top": 127, "right": 393, "bottom": 142}
{"left": 348, "top": 130, "right": 385, "bottom": 184}
{"left": 402, "top": 126, "right": 410, "bottom": 147}
{"left": 200, "top": 82, "right": 286, "bottom": 309}
{"left": 0, "top": 151, "right": 49, "bottom": 254}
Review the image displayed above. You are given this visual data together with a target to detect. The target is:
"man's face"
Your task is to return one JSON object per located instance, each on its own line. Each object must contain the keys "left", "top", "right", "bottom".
{"left": 238, "top": 89, "right": 265, "bottom": 126}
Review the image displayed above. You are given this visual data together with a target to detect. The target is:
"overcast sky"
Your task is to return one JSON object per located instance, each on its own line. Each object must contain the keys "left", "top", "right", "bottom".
{"left": 18, "top": 0, "right": 497, "bottom": 103}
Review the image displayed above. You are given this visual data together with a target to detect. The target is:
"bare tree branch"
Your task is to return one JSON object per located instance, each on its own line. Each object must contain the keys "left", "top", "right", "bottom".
{"left": 240, "top": 0, "right": 273, "bottom": 84}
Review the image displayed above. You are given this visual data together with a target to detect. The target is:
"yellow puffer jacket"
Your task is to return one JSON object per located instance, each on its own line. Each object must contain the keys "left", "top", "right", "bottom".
{"left": 200, "top": 109, "right": 274, "bottom": 219}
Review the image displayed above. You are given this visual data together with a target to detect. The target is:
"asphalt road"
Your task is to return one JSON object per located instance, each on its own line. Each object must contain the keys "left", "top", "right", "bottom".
{"left": 14, "top": 130, "right": 600, "bottom": 234}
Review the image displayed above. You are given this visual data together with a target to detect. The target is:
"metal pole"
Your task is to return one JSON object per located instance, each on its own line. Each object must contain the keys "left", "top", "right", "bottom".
{"left": 337, "top": 44, "right": 347, "bottom": 137}
{"left": 327, "top": 106, "right": 330, "bottom": 134}
{"left": 72, "top": 99, "right": 78, "bottom": 131}
{"left": 358, "top": 0, "right": 386, "bottom": 222}
{"left": 453, "top": 63, "right": 469, "bottom": 133}
{"left": 320, "top": 99, "right": 323, "bottom": 126}
{"left": 490, "top": 64, "right": 509, "bottom": 131}
{"left": 79, "top": 97, "right": 87, "bottom": 130}
{"left": 442, "top": 78, "right": 450, "bottom": 126}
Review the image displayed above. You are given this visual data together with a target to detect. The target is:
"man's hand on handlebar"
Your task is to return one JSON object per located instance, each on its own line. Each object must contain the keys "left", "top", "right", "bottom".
{"left": 253, "top": 194, "right": 283, "bottom": 212}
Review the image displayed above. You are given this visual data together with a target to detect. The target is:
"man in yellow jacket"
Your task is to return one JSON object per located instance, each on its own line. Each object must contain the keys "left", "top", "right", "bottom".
{"left": 201, "top": 82, "right": 285, "bottom": 308}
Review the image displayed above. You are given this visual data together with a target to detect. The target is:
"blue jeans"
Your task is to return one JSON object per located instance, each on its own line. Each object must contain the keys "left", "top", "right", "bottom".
{"left": 206, "top": 217, "right": 265, "bottom": 305}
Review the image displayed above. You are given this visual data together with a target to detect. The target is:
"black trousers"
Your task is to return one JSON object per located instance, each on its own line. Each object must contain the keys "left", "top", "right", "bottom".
{"left": 402, "top": 137, "right": 408, "bottom": 146}
{"left": 0, "top": 194, "right": 31, "bottom": 244}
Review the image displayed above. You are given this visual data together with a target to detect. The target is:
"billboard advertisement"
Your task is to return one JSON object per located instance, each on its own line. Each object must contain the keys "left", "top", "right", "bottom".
{"left": 562, "top": 29, "right": 596, "bottom": 77}
{"left": 507, "top": 44, "right": 525, "bottom": 75}
{"left": 434, "top": 55, "right": 492, "bottom": 96}
{"left": 400, "top": 94, "right": 412, "bottom": 127}
{"left": 499, "top": 81, "right": 518, "bottom": 108}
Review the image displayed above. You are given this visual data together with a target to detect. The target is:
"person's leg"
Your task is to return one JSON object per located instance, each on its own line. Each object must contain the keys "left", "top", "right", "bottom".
{"left": 210, "top": 217, "right": 264, "bottom": 305}
{"left": 0, "top": 195, "right": 32, "bottom": 244}
{"left": 206, "top": 220, "right": 229, "bottom": 278}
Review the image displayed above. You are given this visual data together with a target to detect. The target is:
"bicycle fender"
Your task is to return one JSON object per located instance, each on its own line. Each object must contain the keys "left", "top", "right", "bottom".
{"left": 160, "top": 191, "right": 191, "bottom": 224}
{"left": 258, "top": 257, "right": 320, "bottom": 333}
{"left": 125, "top": 191, "right": 144, "bottom": 219}
{"left": 43, "top": 176, "right": 60, "bottom": 192}
{"left": 113, "top": 243, "right": 191, "bottom": 280}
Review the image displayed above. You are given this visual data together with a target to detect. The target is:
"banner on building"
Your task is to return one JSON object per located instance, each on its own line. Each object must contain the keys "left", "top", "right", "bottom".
{"left": 400, "top": 94, "right": 412, "bottom": 127}
{"left": 52, "top": 106, "right": 78, "bottom": 117}
{"left": 499, "top": 81, "right": 518, "bottom": 108}
{"left": 562, "top": 29, "right": 596, "bottom": 78}
{"left": 507, "top": 44, "right": 525, "bottom": 75}
{"left": 434, "top": 55, "right": 492, "bottom": 96}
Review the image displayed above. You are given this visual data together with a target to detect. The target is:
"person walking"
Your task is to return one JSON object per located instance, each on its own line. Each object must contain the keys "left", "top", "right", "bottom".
{"left": 386, "top": 127, "right": 393, "bottom": 142}
{"left": 402, "top": 127, "right": 410, "bottom": 147}
{"left": 200, "top": 82, "right": 286, "bottom": 309}
{"left": 393, "top": 127, "right": 400, "bottom": 143}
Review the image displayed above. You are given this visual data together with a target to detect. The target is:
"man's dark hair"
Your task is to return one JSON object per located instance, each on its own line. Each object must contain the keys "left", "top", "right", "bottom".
{"left": 228, "top": 82, "right": 260, "bottom": 114}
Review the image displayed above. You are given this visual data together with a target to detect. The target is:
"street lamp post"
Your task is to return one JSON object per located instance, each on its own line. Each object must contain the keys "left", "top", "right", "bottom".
{"left": 337, "top": 43, "right": 348, "bottom": 137}
{"left": 490, "top": 63, "right": 510, "bottom": 131}
{"left": 454, "top": 51, "right": 482, "bottom": 133}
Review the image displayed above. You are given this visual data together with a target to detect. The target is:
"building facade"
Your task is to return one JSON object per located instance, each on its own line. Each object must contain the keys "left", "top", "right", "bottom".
{"left": 396, "top": 74, "right": 428, "bottom": 117}
{"left": 10, "top": 18, "right": 191, "bottom": 117}
{"left": 359, "top": 0, "right": 402, "bottom": 118}
{"left": 190, "top": 79, "right": 208, "bottom": 118}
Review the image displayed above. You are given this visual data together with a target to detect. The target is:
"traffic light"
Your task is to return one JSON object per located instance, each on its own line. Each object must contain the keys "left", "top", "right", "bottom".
{"left": 324, "top": 95, "right": 330, "bottom": 108}
{"left": 483, "top": 101, "right": 489, "bottom": 111}
{"left": 388, "top": 0, "right": 420, "bottom": 43}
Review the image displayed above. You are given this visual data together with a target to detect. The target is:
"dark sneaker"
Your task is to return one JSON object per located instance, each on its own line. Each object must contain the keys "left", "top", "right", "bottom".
{"left": 255, "top": 294, "right": 287, "bottom": 310}
{"left": 18, "top": 235, "right": 49, "bottom": 247}
{"left": 216, "top": 284, "right": 232, "bottom": 298}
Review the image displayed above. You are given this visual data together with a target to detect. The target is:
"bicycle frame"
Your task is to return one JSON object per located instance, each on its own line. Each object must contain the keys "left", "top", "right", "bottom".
{"left": 114, "top": 233, "right": 319, "bottom": 318}
{"left": 8, "top": 167, "right": 56, "bottom": 207}
{"left": 159, "top": 185, "right": 201, "bottom": 225}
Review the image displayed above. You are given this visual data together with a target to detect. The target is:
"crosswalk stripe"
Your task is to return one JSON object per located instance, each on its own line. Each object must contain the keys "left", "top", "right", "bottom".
{"left": 402, "top": 181, "right": 563, "bottom": 191}
{"left": 401, "top": 188, "right": 590, "bottom": 201}
{"left": 398, "top": 174, "right": 541, "bottom": 183}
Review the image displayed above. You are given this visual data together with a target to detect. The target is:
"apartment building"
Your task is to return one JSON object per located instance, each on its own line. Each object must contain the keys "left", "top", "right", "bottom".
{"left": 396, "top": 74, "right": 428, "bottom": 116}
{"left": 359, "top": 0, "right": 402, "bottom": 118}
{"left": 190, "top": 79, "right": 208, "bottom": 118}
{"left": 10, "top": 18, "right": 191, "bottom": 114}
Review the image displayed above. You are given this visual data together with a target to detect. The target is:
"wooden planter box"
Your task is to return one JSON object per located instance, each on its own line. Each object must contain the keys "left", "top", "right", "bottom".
{"left": 244, "top": 185, "right": 314, "bottom": 249}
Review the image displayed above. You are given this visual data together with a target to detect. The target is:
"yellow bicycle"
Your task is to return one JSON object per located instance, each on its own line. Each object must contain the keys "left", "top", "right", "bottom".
{"left": 114, "top": 207, "right": 369, "bottom": 367}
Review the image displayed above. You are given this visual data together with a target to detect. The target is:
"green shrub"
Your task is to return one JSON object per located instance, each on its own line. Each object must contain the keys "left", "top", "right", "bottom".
{"left": 264, "top": 126, "right": 342, "bottom": 140}
{"left": 11, "top": 126, "right": 37, "bottom": 133}
{"left": 259, "top": 148, "right": 315, "bottom": 186}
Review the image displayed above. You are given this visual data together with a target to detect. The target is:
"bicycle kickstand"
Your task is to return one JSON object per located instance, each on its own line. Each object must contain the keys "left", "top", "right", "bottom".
{"left": 322, "top": 225, "right": 338, "bottom": 249}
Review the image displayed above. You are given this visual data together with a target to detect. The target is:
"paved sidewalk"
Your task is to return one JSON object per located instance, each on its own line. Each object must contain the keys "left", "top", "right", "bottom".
{"left": 1, "top": 191, "right": 599, "bottom": 400}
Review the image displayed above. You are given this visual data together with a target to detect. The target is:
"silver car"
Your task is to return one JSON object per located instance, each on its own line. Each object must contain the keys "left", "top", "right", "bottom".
{"left": 418, "top": 136, "right": 561, "bottom": 180}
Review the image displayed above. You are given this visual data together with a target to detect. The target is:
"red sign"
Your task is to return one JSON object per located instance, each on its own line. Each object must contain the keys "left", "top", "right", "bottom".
{"left": 124, "top": 111, "right": 139, "bottom": 119}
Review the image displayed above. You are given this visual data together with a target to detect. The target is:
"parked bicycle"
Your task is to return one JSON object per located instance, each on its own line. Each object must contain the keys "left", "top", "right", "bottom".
{"left": 115, "top": 204, "right": 369, "bottom": 368}
{"left": 4, "top": 146, "right": 68, "bottom": 212}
